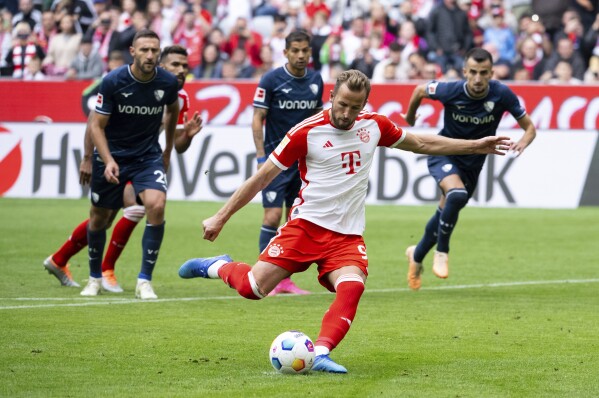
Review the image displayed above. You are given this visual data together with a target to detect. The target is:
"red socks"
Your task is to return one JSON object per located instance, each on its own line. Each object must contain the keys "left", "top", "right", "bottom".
{"left": 218, "top": 262, "right": 262, "bottom": 300}
{"left": 315, "top": 276, "right": 365, "bottom": 351}
{"left": 102, "top": 216, "right": 138, "bottom": 272}
{"left": 52, "top": 219, "right": 89, "bottom": 267}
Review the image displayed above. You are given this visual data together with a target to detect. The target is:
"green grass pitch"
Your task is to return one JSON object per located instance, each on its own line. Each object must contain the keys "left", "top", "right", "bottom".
{"left": 1, "top": 198, "right": 598, "bottom": 397}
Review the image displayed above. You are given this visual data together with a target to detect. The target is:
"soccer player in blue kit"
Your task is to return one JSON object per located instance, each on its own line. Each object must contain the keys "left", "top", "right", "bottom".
{"left": 401, "top": 47, "right": 536, "bottom": 290}
{"left": 80, "top": 29, "right": 180, "bottom": 299}
{"left": 251, "top": 30, "right": 324, "bottom": 295}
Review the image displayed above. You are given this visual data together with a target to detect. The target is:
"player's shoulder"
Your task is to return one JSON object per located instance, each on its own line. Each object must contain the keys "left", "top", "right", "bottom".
{"left": 155, "top": 67, "right": 178, "bottom": 84}
{"left": 489, "top": 79, "right": 514, "bottom": 95}
{"left": 288, "top": 110, "right": 327, "bottom": 136}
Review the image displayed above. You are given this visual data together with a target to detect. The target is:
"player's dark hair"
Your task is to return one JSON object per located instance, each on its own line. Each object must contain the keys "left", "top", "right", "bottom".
{"left": 160, "top": 45, "right": 188, "bottom": 63}
{"left": 333, "top": 69, "right": 371, "bottom": 101}
{"left": 285, "top": 30, "right": 311, "bottom": 49}
{"left": 132, "top": 29, "right": 160, "bottom": 45}
{"left": 464, "top": 47, "right": 493, "bottom": 65}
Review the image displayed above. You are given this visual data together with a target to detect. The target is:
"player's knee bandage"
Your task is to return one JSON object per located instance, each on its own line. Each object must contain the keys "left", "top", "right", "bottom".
{"left": 445, "top": 188, "right": 469, "bottom": 210}
{"left": 334, "top": 273, "right": 364, "bottom": 291}
{"left": 123, "top": 205, "right": 146, "bottom": 222}
{"left": 238, "top": 271, "right": 264, "bottom": 300}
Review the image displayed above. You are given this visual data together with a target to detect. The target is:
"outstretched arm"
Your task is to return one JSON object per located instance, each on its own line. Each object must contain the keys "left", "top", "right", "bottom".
{"left": 396, "top": 132, "right": 512, "bottom": 156}
{"left": 203, "top": 160, "right": 282, "bottom": 241}
{"left": 510, "top": 115, "right": 536, "bottom": 156}
{"left": 400, "top": 83, "right": 428, "bottom": 126}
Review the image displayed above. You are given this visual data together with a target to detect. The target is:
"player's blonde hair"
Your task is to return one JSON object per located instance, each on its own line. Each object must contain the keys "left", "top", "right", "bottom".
{"left": 333, "top": 69, "right": 371, "bottom": 101}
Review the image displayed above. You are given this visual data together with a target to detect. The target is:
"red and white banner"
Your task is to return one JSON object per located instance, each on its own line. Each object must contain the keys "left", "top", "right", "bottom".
{"left": 1, "top": 122, "right": 598, "bottom": 208}
{"left": 2, "top": 81, "right": 599, "bottom": 129}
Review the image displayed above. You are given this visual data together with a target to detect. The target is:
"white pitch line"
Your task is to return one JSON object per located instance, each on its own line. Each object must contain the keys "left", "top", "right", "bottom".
{"left": 1, "top": 278, "right": 598, "bottom": 310}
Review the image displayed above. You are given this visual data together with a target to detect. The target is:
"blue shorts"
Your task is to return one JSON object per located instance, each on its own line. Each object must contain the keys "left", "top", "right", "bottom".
{"left": 427, "top": 155, "right": 481, "bottom": 197}
{"left": 91, "top": 155, "right": 167, "bottom": 209}
{"left": 262, "top": 164, "right": 301, "bottom": 209}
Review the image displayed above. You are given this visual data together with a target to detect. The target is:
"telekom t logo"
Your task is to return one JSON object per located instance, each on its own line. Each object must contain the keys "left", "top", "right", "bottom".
{"left": 341, "top": 150, "right": 361, "bottom": 174}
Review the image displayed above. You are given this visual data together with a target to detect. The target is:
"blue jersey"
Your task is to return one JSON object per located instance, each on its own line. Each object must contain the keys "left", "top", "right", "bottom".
{"left": 95, "top": 65, "right": 178, "bottom": 162}
{"left": 253, "top": 65, "right": 323, "bottom": 155}
{"left": 426, "top": 79, "right": 526, "bottom": 170}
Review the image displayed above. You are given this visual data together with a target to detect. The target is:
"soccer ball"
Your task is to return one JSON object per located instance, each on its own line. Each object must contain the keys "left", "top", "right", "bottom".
{"left": 269, "top": 330, "right": 315, "bottom": 374}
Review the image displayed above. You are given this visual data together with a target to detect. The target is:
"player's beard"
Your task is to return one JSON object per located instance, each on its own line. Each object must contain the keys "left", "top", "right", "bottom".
{"left": 331, "top": 112, "right": 352, "bottom": 130}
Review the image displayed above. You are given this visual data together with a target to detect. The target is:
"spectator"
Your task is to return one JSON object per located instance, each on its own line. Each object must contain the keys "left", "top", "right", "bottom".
{"left": 266, "top": 13, "right": 288, "bottom": 68}
{"left": 304, "top": 0, "right": 330, "bottom": 20}
{"left": 227, "top": 46, "right": 255, "bottom": 78}
{"left": 552, "top": 10, "right": 584, "bottom": 55}
{"left": 114, "top": 9, "right": 148, "bottom": 64}
{"left": 91, "top": 0, "right": 108, "bottom": 17}
{"left": 23, "top": 53, "right": 45, "bottom": 79}
{"left": 570, "top": 0, "right": 598, "bottom": 34}
{"left": 11, "top": 0, "right": 40, "bottom": 31}
{"left": 319, "top": 26, "right": 347, "bottom": 80}
{"left": 224, "top": 17, "right": 263, "bottom": 68}
{"left": 84, "top": 9, "right": 117, "bottom": 67}
{"left": 252, "top": 43, "right": 274, "bottom": 78}
{"left": 482, "top": 42, "right": 512, "bottom": 80}
{"left": 308, "top": 9, "right": 330, "bottom": 71}
{"left": 49, "top": 0, "right": 97, "bottom": 34}
{"left": 116, "top": 0, "right": 135, "bottom": 32}
{"left": 4, "top": 21, "right": 45, "bottom": 78}
{"left": 477, "top": 0, "right": 518, "bottom": 33}
{"left": 512, "top": 36, "right": 546, "bottom": 80}
{"left": 341, "top": 16, "right": 366, "bottom": 66}
{"left": 42, "top": 13, "right": 81, "bottom": 76}
{"left": 348, "top": 36, "right": 379, "bottom": 78}
{"left": 583, "top": 13, "right": 599, "bottom": 67}
{"left": 327, "top": 0, "right": 369, "bottom": 29}
{"left": 396, "top": 19, "right": 428, "bottom": 66}
{"left": 531, "top": 0, "right": 568, "bottom": 42}
{"left": 512, "top": 66, "right": 532, "bottom": 81}
{"left": 405, "top": 51, "right": 428, "bottom": 80}
{"left": 368, "top": 2, "right": 396, "bottom": 48}
{"left": 195, "top": 42, "right": 224, "bottom": 79}
{"left": 220, "top": 59, "right": 239, "bottom": 80}
{"left": 371, "top": 41, "right": 408, "bottom": 83}
{"left": 147, "top": 0, "right": 172, "bottom": 46}
{"left": 426, "top": 0, "right": 472, "bottom": 73}
{"left": 0, "top": 8, "right": 12, "bottom": 76}
{"left": 548, "top": 60, "right": 582, "bottom": 84}
{"left": 540, "top": 36, "right": 586, "bottom": 81}
{"left": 483, "top": 6, "right": 516, "bottom": 61}
{"left": 516, "top": 11, "right": 552, "bottom": 57}
{"left": 65, "top": 35, "right": 103, "bottom": 79}
{"left": 584, "top": 55, "right": 599, "bottom": 83}
{"left": 172, "top": 8, "right": 203, "bottom": 74}
{"left": 36, "top": 10, "right": 56, "bottom": 53}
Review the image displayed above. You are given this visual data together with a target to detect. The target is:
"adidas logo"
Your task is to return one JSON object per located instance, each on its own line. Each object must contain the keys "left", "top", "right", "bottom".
{"left": 323, "top": 140, "right": 333, "bottom": 148}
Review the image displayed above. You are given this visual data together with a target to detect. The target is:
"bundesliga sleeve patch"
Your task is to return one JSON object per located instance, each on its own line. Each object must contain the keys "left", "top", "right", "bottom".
{"left": 254, "top": 87, "right": 266, "bottom": 103}
{"left": 96, "top": 93, "right": 104, "bottom": 107}
{"left": 427, "top": 82, "right": 439, "bottom": 95}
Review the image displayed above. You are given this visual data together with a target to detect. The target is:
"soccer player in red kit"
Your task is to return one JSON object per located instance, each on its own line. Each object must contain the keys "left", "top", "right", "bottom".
{"left": 43, "top": 45, "right": 202, "bottom": 292}
{"left": 178, "top": 70, "right": 512, "bottom": 372}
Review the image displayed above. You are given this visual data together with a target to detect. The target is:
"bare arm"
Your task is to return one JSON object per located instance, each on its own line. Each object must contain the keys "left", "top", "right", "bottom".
{"left": 162, "top": 100, "right": 180, "bottom": 171}
{"left": 79, "top": 112, "right": 95, "bottom": 185}
{"left": 396, "top": 132, "right": 512, "bottom": 156}
{"left": 174, "top": 111, "right": 203, "bottom": 153}
{"left": 203, "top": 160, "right": 282, "bottom": 241}
{"left": 89, "top": 111, "right": 119, "bottom": 184}
{"left": 510, "top": 114, "right": 536, "bottom": 156}
{"left": 400, "top": 83, "right": 428, "bottom": 126}
{"left": 252, "top": 107, "right": 268, "bottom": 164}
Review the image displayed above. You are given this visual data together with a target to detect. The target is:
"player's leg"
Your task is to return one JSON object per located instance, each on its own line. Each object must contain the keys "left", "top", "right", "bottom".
{"left": 81, "top": 205, "right": 119, "bottom": 296}
{"left": 44, "top": 219, "right": 89, "bottom": 287}
{"left": 101, "top": 183, "right": 145, "bottom": 293}
{"left": 82, "top": 156, "right": 125, "bottom": 296}
{"left": 428, "top": 174, "right": 468, "bottom": 279}
{"left": 135, "top": 188, "right": 165, "bottom": 299}
{"left": 312, "top": 253, "right": 367, "bottom": 373}
{"left": 265, "top": 171, "right": 310, "bottom": 295}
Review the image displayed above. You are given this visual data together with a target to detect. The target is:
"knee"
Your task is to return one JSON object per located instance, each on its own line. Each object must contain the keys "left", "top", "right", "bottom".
{"left": 445, "top": 188, "right": 469, "bottom": 209}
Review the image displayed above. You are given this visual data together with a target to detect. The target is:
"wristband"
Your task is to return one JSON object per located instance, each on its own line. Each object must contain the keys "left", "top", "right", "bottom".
{"left": 256, "top": 156, "right": 267, "bottom": 164}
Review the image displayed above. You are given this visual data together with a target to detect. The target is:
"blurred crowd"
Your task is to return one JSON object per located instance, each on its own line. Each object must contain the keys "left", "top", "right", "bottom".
{"left": 1, "top": 0, "right": 599, "bottom": 84}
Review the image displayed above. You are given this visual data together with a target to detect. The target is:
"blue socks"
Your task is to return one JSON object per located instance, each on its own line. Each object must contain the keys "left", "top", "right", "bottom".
{"left": 139, "top": 222, "right": 165, "bottom": 280}
{"left": 436, "top": 189, "right": 468, "bottom": 253}
{"left": 259, "top": 224, "right": 277, "bottom": 253}
{"left": 87, "top": 227, "right": 106, "bottom": 278}
{"left": 414, "top": 208, "right": 441, "bottom": 263}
